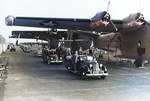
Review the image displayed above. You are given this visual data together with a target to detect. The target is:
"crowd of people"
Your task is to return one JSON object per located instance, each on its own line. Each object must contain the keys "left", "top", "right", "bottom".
{"left": 41, "top": 44, "right": 104, "bottom": 72}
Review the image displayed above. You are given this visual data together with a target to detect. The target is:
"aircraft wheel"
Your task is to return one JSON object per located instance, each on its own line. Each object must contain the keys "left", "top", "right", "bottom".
{"left": 81, "top": 69, "right": 87, "bottom": 80}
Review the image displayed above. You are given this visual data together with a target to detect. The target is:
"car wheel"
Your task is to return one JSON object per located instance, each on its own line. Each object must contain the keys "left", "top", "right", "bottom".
{"left": 67, "top": 68, "right": 71, "bottom": 73}
{"left": 81, "top": 69, "right": 87, "bottom": 80}
{"left": 48, "top": 60, "right": 50, "bottom": 64}
{"left": 101, "top": 76, "right": 106, "bottom": 79}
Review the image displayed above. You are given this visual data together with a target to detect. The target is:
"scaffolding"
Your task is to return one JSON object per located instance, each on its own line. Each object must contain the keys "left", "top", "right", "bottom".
{"left": 0, "top": 56, "right": 9, "bottom": 80}
{"left": 103, "top": 34, "right": 132, "bottom": 66}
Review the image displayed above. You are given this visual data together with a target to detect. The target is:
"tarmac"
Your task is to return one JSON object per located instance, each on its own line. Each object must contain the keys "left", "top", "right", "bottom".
{"left": 1, "top": 46, "right": 150, "bottom": 101}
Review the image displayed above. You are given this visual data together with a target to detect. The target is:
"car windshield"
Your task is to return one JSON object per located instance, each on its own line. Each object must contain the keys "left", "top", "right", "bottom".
{"left": 86, "top": 56, "right": 93, "bottom": 61}
{"left": 79, "top": 55, "right": 93, "bottom": 61}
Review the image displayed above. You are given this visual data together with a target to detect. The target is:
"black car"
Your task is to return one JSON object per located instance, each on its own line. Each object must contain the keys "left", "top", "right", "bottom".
{"left": 23, "top": 46, "right": 32, "bottom": 53}
{"left": 10, "top": 45, "right": 16, "bottom": 52}
{"left": 65, "top": 55, "right": 108, "bottom": 79}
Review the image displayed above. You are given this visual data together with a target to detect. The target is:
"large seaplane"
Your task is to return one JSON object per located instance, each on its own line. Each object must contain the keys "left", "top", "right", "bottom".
{"left": 6, "top": 1, "right": 150, "bottom": 67}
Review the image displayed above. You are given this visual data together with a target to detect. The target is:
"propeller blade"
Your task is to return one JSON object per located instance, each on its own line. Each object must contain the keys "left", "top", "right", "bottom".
{"left": 144, "top": 20, "right": 150, "bottom": 27}
{"left": 106, "top": 1, "right": 117, "bottom": 31}
{"left": 16, "top": 40, "right": 18, "bottom": 46}
{"left": 108, "top": 19, "right": 118, "bottom": 31}
{"left": 106, "top": 1, "right": 110, "bottom": 13}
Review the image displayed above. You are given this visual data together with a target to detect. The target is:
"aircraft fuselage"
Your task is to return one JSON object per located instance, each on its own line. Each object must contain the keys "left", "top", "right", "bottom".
{"left": 93, "top": 24, "right": 150, "bottom": 60}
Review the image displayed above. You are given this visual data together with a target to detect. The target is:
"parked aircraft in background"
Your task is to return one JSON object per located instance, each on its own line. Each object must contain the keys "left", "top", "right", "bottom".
{"left": 9, "top": 30, "right": 93, "bottom": 51}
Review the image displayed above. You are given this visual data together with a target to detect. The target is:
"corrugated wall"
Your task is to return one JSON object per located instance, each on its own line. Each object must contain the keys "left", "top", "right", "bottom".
{"left": 0, "top": 35, "right": 7, "bottom": 55}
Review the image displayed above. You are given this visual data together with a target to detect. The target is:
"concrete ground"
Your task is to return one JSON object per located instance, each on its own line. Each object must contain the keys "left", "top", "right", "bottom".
{"left": 1, "top": 46, "right": 150, "bottom": 101}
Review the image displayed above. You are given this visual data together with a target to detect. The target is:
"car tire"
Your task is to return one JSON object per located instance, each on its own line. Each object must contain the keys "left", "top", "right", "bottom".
{"left": 67, "top": 68, "right": 71, "bottom": 73}
{"left": 48, "top": 60, "right": 50, "bottom": 64}
{"left": 81, "top": 69, "right": 87, "bottom": 80}
{"left": 101, "top": 76, "right": 106, "bottom": 79}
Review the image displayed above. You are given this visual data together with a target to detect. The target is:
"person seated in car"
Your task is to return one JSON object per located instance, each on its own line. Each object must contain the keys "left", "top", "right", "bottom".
{"left": 64, "top": 48, "right": 71, "bottom": 66}
{"left": 78, "top": 47, "right": 83, "bottom": 55}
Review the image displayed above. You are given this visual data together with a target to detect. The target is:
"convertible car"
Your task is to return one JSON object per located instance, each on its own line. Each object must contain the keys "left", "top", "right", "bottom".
{"left": 34, "top": 49, "right": 42, "bottom": 57}
{"left": 65, "top": 55, "right": 108, "bottom": 80}
{"left": 42, "top": 49, "right": 63, "bottom": 64}
{"left": 10, "top": 45, "right": 16, "bottom": 52}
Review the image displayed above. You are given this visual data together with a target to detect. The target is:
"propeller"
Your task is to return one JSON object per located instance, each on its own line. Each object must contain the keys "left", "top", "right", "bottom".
{"left": 138, "top": 1, "right": 150, "bottom": 27}
{"left": 16, "top": 33, "right": 21, "bottom": 46}
{"left": 105, "top": 1, "right": 118, "bottom": 31}
{"left": 106, "top": 1, "right": 110, "bottom": 12}
{"left": 16, "top": 40, "right": 18, "bottom": 46}
{"left": 143, "top": 20, "right": 150, "bottom": 27}
{"left": 46, "top": 28, "right": 57, "bottom": 35}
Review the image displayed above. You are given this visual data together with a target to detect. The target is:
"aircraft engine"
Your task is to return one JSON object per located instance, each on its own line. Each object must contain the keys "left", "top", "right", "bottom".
{"left": 122, "top": 13, "right": 144, "bottom": 29}
{"left": 90, "top": 11, "right": 110, "bottom": 28}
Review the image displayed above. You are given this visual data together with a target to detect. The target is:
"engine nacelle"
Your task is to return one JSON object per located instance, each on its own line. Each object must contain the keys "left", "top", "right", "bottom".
{"left": 90, "top": 11, "right": 110, "bottom": 28}
{"left": 122, "top": 13, "right": 144, "bottom": 29}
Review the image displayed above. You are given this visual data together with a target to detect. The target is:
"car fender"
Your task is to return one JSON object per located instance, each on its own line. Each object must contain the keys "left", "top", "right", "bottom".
{"left": 101, "top": 65, "right": 107, "bottom": 73}
{"left": 81, "top": 65, "right": 89, "bottom": 72}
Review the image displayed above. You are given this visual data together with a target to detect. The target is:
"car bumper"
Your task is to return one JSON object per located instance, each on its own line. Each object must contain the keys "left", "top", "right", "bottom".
{"left": 36, "top": 54, "right": 42, "bottom": 57}
{"left": 49, "top": 61, "right": 63, "bottom": 63}
{"left": 86, "top": 73, "right": 108, "bottom": 76}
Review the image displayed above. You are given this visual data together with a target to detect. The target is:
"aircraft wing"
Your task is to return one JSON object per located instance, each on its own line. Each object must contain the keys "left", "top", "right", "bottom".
{"left": 111, "top": 20, "right": 122, "bottom": 29}
{"left": 5, "top": 14, "right": 117, "bottom": 32}
{"left": 10, "top": 30, "right": 94, "bottom": 41}
{"left": 10, "top": 31, "right": 67, "bottom": 40}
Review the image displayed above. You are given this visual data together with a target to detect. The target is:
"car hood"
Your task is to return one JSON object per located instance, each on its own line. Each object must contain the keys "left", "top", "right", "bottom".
{"left": 80, "top": 61, "right": 96, "bottom": 66}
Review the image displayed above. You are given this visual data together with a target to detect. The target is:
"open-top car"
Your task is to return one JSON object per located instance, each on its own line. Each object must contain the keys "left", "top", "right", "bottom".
{"left": 47, "top": 50, "right": 63, "bottom": 64}
{"left": 65, "top": 55, "right": 108, "bottom": 80}
{"left": 42, "top": 49, "right": 63, "bottom": 64}
{"left": 10, "top": 45, "right": 16, "bottom": 52}
{"left": 34, "top": 49, "right": 42, "bottom": 57}
{"left": 23, "top": 46, "right": 32, "bottom": 53}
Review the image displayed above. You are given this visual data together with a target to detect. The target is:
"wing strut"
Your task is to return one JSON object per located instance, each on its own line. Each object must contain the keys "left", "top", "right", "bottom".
{"left": 16, "top": 33, "right": 21, "bottom": 46}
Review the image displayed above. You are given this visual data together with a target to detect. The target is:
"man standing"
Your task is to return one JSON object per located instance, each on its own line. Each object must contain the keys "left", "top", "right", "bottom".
{"left": 71, "top": 51, "right": 78, "bottom": 72}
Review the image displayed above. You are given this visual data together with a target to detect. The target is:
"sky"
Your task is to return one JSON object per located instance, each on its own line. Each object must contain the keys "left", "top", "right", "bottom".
{"left": 0, "top": 0, "right": 150, "bottom": 43}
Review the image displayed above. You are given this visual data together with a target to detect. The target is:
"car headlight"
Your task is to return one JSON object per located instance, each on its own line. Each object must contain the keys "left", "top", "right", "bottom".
{"left": 51, "top": 57, "right": 53, "bottom": 59}
{"left": 90, "top": 64, "right": 92, "bottom": 67}
{"left": 100, "top": 64, "right": 103, "bottom": 67}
